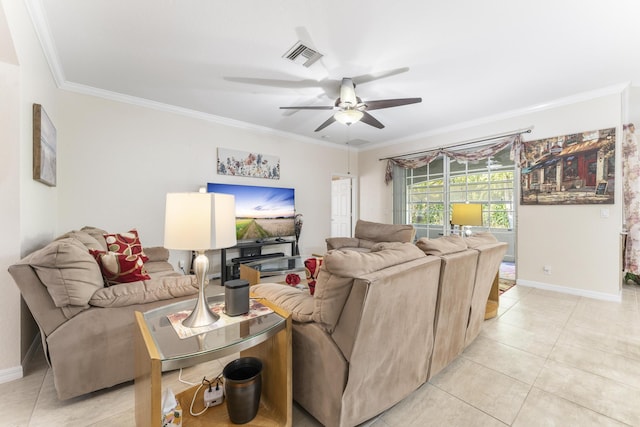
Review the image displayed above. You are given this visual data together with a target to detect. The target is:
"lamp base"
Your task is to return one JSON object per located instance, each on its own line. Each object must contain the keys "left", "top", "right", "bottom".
{"left": 182, "top": 251, "right": 219, "bottom": 328}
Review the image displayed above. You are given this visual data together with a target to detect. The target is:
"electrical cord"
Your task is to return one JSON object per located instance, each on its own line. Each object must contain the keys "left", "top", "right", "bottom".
{"left": 178, "top": 368, "right": 198, "bottom": 386}
{"left": 189, "top": 380, "right": 208, "bottom": 416}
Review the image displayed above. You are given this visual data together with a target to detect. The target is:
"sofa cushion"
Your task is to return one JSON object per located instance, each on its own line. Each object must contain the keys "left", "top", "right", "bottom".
{"left": 416, "top": 235, "right": 468, "bottom": 256}
{"left": 80, "top": 226, "right": 109, "bottom": 251}
{"left": 323, "top": 243, "right": 425, "bottom": 278}
{"left": 371, "top": 241, "right": 406, "bottom": 251}
{"left": 464, "top": 232, "right": 498, "bottom": 248}
{"left": 252, "top": 283, "right": 314, "bottom": 322}
{"left": 325, "top": 237, "right": 360, "bottom": 251}
{"left": 354, "top": 219, "right": 415, "bottom": 243}
{"left": 28, "top": 238, "right": 104, "bottom": 308}
{"left": 89, "top": 275, "right": 198, "bottom": 307}
{"left": 313, "top": 243, "right": 425, "bottom": 331}
{"left": 103, "top": 229, "right": 149, "bottom": 262}
{"left": 55, "top": 230, "right": 104, "bottom": 251}
{"left": 90, "top": 250, "right": 151, "bottom": 286}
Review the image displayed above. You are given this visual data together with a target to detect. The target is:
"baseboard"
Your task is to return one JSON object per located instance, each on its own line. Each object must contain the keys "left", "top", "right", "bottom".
{"left": 517, "top": 279, "right": 622, "bottom": 302}
{"left": 0, "top": 365, "right": 23, "bottom": 384}
{"left": 0, "top": 334, "right": 41, "bottom": 385}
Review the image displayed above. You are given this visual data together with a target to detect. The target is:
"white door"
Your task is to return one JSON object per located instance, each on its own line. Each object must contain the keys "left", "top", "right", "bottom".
{"left": 331, "top": 177, "right": 352, "bottom": 237}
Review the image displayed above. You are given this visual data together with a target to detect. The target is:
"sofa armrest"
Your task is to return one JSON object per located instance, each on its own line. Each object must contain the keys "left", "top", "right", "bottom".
{"left": 143, "top": 246, "right": 170, "bottom": 263}
{"left": 325, "top": 237, "right": 360, "bottom": 251}
{"left": 252, "top": 283, "right": 314, "bottom": 322}
{"left": 8, "top": 263, "right": 69, "bottom": 337}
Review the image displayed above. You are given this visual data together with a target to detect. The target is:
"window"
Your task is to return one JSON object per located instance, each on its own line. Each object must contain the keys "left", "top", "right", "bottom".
{"left": 400, "top": 157, "right": 446, "bottom": 239}
{"left": 394, "top": 145, "right": 516, "bottom": 255}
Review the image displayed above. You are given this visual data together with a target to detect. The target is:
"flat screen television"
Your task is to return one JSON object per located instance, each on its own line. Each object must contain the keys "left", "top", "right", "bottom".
{"left": 207, "top": 183, "right": 295, "bottom": 242}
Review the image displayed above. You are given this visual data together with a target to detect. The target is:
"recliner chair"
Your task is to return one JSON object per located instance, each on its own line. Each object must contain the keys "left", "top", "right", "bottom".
{"left": 325, "top": 219, "right": 416, "bottom": 252}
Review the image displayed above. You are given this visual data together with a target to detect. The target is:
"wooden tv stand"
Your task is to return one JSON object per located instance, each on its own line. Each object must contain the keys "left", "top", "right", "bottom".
{"left": 220, "top": 239, "right": 296, "bottom": 284}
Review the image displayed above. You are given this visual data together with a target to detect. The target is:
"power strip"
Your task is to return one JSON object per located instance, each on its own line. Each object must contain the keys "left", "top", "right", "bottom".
{"left": 204, "top": 383, "right": 224, "bottom": 407}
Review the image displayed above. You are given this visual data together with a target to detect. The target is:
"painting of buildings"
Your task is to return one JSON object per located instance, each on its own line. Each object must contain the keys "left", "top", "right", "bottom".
{"left": 520, "top": 127, "right": 616, "bottom": 205}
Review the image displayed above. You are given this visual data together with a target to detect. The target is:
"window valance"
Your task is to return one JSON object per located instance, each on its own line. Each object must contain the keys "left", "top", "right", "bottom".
{"left": 384, "top": 134, "right": 524, "bottom": 184}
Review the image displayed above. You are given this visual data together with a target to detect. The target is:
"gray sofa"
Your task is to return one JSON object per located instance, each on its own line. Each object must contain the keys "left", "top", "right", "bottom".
{"left": 8, "top": 227, "right": 199, "bottom": 399}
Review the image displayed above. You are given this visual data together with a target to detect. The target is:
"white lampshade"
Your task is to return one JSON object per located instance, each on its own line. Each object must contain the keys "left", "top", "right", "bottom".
{"left": 451, "top": 203, "right": 483, "bottom": 226}
{"left": 164, "top": 192, "right": 237, "bottom": 251}
{"left": 334, "top": 109, "right": 363, "bottom": 125}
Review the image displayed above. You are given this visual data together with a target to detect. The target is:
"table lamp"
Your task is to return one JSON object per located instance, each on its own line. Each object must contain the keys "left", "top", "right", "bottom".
{"left": 164, "top": 192, "right": 237, "bottom": 328}
{"left": 451, "top": 203, "right": 483, "bottom": 237}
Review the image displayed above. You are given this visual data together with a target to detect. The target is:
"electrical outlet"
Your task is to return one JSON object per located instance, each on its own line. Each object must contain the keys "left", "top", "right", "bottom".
{"left": 543, "top": 265, "right": 551, "bottom": 275}
{"left": 178, "top": 260, "right": 185, "bottom": 269}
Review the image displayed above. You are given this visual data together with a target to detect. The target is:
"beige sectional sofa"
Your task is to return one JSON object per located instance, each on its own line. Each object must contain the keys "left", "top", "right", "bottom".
{"left": 416, "top": 233, "right": 508, "bottom": 379}
{"left": 8, "top": 227, "right": 198, "bottom": 399}
{"left": 252, "top": 231, "right": 507, "bottom": 427}
{"left": 252, "top": 243, "right": 441, "bottom": 427}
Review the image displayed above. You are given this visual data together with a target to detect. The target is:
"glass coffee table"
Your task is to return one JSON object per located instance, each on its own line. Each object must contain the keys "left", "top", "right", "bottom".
{"left": 134, "top": 294, "right": 292, "bottom": 426}
{"left": 239, "top": 256, "right": 305, "bottom": 285}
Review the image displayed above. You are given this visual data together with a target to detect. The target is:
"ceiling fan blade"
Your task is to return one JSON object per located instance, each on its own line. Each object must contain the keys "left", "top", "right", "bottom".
{"left": 352, "top": 67, "right": 410, "bottom": 86}
{"left": 280, "top": 105, "right": 334, "bottom": 110}
{"left": 360, "top": 112, "right": 385, "bottom": 129}
{"left": 364, "top": 97, "right": 422, "bottom": 111}
{"left": 314, "top": 115, "right": 336, "bottom": 132}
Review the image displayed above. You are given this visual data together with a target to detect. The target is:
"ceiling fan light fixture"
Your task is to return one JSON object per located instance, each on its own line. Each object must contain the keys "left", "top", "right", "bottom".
{"left": 334, "top": 109, "right": 363, "bottom": 125}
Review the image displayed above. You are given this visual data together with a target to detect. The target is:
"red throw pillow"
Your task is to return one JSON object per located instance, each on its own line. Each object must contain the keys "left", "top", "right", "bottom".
{"left": 90, "top": 250, "right": 150, "bottom": 286}
{"left": 103, "top": 229, "right": 149, "bottom": 262}
{"left": 304, "top": 257, "right": 323, "bottom": 296}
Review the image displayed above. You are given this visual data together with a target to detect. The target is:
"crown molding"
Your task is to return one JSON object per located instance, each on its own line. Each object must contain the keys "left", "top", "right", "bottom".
{"left": 24, "top": 0, "right": 348, "bottom": 151}
{"left": 363, "top": 82, "right": 630, "bottom": 152}
{"left": 30, "top": 0, "right": 625, "bottom": 154}
{"left": 25, "top": 0, "right": 65, "bottom": 86}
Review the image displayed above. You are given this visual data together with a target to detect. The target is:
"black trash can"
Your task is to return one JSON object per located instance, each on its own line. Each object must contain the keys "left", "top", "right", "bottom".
{"left": 223, "top": 357, "right": 263, "bottom": 424}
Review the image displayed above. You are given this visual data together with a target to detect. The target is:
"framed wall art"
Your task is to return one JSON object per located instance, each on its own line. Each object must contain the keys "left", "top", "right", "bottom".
{"left": 32, "top": 103, "right": 57, "bottom": 187}
{"left": 217, "top": 148, "right": 280, "bottom": 179}
{"left": 520, "top": 127, "right": 615, "bottom": 205}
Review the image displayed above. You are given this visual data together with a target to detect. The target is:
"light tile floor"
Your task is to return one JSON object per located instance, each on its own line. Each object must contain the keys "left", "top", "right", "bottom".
{"left": 5, "top": 283, "right": 640, "bottom": 426}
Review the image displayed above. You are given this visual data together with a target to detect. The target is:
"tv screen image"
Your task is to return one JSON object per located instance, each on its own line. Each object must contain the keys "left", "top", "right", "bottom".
{"left": 207, "top": 183, "right": 295, "bottom": 241}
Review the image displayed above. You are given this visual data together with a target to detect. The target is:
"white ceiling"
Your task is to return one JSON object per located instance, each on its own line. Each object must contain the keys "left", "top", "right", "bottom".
{"left": 29, "top": 0, "right": 640, "bottom": 147}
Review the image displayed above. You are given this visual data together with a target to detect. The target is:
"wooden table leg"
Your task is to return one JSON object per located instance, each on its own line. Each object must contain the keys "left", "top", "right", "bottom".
{"left": 484, "top": 272, "right": 499, "bottom": 320}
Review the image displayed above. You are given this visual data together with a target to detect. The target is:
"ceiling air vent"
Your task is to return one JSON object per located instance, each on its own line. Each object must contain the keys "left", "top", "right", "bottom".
{"left": 283, "top": 41, "right": 323, "bottom": 67}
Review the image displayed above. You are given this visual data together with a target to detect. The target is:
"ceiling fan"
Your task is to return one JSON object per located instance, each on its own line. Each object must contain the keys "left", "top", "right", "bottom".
{"left": 279, "top": 77, "right": 422, "bottom": 132}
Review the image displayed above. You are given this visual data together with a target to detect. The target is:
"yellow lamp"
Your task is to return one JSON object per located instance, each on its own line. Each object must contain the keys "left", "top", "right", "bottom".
{"left": 451, "top": 203, "right": 483, "bottom": 237}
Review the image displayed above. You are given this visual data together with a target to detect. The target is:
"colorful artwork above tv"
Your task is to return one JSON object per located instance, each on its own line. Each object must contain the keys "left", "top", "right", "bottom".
{"left": 207, "top": 183, "right": 295, "bottom": 241}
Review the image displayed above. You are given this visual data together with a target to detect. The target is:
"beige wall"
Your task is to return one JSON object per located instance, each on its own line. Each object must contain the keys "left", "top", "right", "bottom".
{"left": 0, "top": 5, "right": 21, "bottom": 378}
{"left": 56, "top": 91, "right": 352, "bottom": 267}
{"left": 2, "top": 0, "right": 61, "bottom": 380}
{"left": 360, "top": 93, "right": 623, "bottom": 300}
